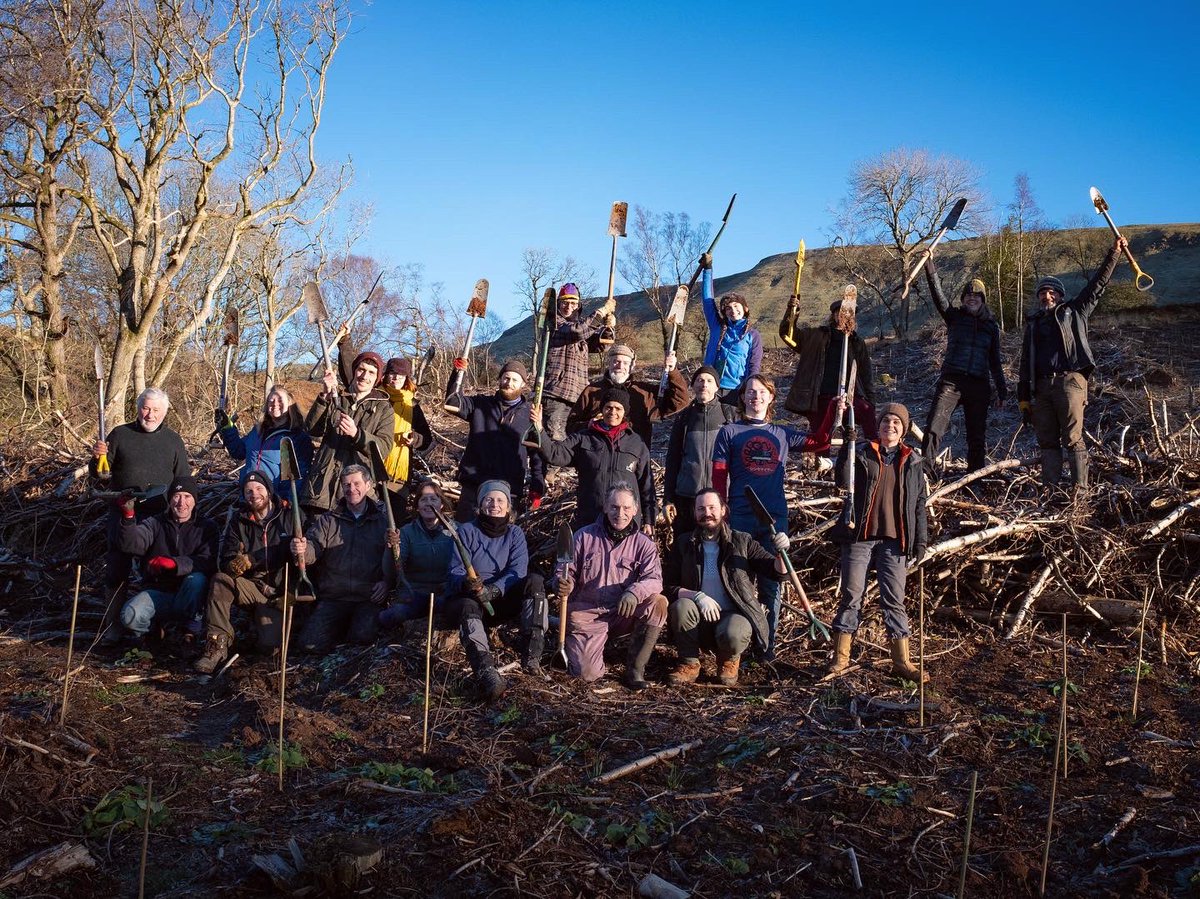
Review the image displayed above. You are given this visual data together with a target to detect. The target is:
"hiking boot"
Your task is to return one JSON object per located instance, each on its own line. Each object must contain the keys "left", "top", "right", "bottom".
{"left": 521, "top": 627, "right": 545, "bottom": 676}
{"left": 622, "top": 624, "right": 661, "bottom": 691}
{"left": 1040, "top": 449, "right": 1063, "bottom": 490}
{"left": 889, "top": 637, "right": 928, "bottom": 682}
{"left": 194, "top": 631, "right": 230, "bottom": 675}
{"left": 668, "top": 659, "right": 702, "bottom": 685}
{"left": 477, "top": 666, "right": 508, "bottom": 701}
{"left": 716, "top": 652, "right": 741, "bottom": 687}
{"left": 826, "top": 631, "right": 853, "bottom": 677}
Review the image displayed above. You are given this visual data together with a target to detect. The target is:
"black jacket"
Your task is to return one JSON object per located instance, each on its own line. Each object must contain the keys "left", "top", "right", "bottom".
{"left": 925, "top": 263, "right": 1007, "bottom": 398}
{"left": 302, "top": 389, "right": 395, "bottom": 512}
{"left": 117, "top": 511, "right": 219, "bottom": 590}
{"left": 664, "top": 399, "right": 738, "bottom": 503}
{"left": 831, "top": 440, "right": 928, "bottom": 555}
{"left": 1018, "top": 246, "right": 1120, "bottom": 402}
{"left": 782, "top": 325, "right": 874, "bottom": 415}
{"left": 448, "top": 389, "right": 545, "bottom": 496}
{"left": 538, "top": 421, "right": 655, "bottom": 530}
{"left": 219, "top": 498, "right": 305, "bottom": 595}
{"left": 663, "top": 524, "right": 779, "bottom": 656}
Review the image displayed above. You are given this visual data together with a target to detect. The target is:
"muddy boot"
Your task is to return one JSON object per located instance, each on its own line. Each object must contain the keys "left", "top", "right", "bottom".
{"left": 668, "top": 659, "right": 701, "bottom": 685}
{"left": 890, "top": 637, "right": 928, "bottom": 682}
{"left": 460, "top": 617, "right": 506, "bottom": 700}
{"left": 622, "top": 625, "right": 661, "bottom": 691}
{"left": 193, "top": 631, "right": 230, "bottom": 675}
{"left": 826, "top": 631, "right": 853, "bottom": 677}
{"left": 1040, "top": 449, "right": 1063, "bottom": 491}
{"left": 521, "top": 627, "right": 545, "bottom": 676}
{"left": 716, "top": 650, "right": 741, "bottom": 687}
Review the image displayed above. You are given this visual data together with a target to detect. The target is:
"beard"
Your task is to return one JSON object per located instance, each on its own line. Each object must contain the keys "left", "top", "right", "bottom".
{"left": 496, "top": 385, "right": 522, "bottom": 402}
{"left": 696, "top": 514, "right": 722, "bottom": 535}
{"left": 608, "top": 370, "right": 630, "bottom": 385}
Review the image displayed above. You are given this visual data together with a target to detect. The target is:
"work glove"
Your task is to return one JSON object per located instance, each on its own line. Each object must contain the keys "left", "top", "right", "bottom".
{"left": 616, "top": 591, "right": 638, "bottom": 619}
{"left": 605, "top": 313, "right": 616, "bottom": 330}
{"left": 908, "top": 545, "right": 927, "bottom": 568}
{"left": 213, "top": 408, "right": 234, "bottom": 431}
{"left": 1019, "top": 401, "right": 1032, "bottom": 425}
{"left": 528, "top": 490, "right": 542, "bottom": 511}
{"left": 663, "top": 503, "right": 677, "bottom": 524}
{"left": 465, "top": 575, "right": 484, "bottom": 596}
{"left": 699, "top": 252, "right": 713, "bottom": 270}
{"left": 114, "top": 493, "right": 137, "bottom": 519}
{"left": 147, "top": 556, "right": 177, "bottom": 577}
{"left": 771, "top": 531, "right": 791, "bottom": 553}
{"left": 225, "top": 553, "right": 252, "bottom": 578}
{"left": 695, "top": 592, "right": 721, "bottom": 623}
{"left": 555, "top": 575, "right": 574, "bottom": 598}
{"left": 453, "top": 357, "right": 467, "bottom": 371}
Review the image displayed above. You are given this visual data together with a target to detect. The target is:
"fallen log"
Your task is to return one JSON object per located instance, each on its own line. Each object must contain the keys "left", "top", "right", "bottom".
{"left": 0, "top": 841, "right": 97, "bottom": 889}
{"left": 592, "top": 740, "right": 703, "bottom": 785}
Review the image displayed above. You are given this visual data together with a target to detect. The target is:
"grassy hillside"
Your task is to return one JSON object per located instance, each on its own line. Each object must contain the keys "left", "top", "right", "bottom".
{"left": 489, "top": 223, "right": 1200, "bottom": 367}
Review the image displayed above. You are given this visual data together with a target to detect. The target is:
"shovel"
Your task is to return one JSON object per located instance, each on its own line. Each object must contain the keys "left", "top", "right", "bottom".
{"left": 279, "top": 437, "right": 315, "bottom": 599}
{"left": 896, "top": 197, "right": 967, "bottom": 300}
{"left": 305, "top": 270, "right": 382, "bottom": 379}
{"left": 445, "top": 279, "right": 489, "bottom": 401}
{"left": 369, "top": 442, "right": 414, "bottom": 599}
{"left": 744, "top": 485, "right": 831, "bottom": 643}
{"left": 302, "top": 281, "right": 340, "bottom": 411}
{"left": 780, "top": 240, "right": 806, "bottom": 350}
{"left": 523, "top": 288, "right": 557, "bottom": 448}
{"left": 657, "top": 285, "right": 690, "bottom": 398}
{"left": 597, "top": 202, "right": 628, "bottom": 346}
{"left": 93, "top": 346, "right": 110, "bottom": 477}
{"left": 555, "top": 523, "right": 573, "bottom": 668}
{"left": 1090, "top": 186, "right": 1154, "bottom": 291}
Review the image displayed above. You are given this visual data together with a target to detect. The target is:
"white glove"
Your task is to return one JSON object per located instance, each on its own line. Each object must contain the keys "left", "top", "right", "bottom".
{"left": 771, "top": 531, "right": 791, "bottom": 553}
{"left": 695, "top": 592, "right": 722, "bottom": 623}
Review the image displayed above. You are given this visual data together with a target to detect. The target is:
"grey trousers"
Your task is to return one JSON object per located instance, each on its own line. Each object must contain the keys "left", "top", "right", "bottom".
{"left": 833, "top": 538, "right": 911, "bottom": 639}
{"left": 669, "top": 597, "right": 753, "bottom": 660}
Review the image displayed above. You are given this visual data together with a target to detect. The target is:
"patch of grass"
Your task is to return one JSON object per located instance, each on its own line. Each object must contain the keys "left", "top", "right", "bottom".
{"left": 358, "top": 683, "right": 385, "bottom": 702}
{"left": 718, "top": 737, "right": 766, "bottom": 769}
{"left": 82, "top": 785, "right": 167, "bottom": 835}
{"left": 201, "top": 747, "right": 246, "bottom": 768}
{"left": 116, "top": 648, "right": 154, "bottom": 666}
{"left": 359, "top": 761, "right": 457, "bottom": 794}
{"left": 331, "top": 730, "right": 352, "bottom": 743}
{"left": 254, "top": 742, "right": 307, "bottom": 774}
{"left": 93, "top": 683, "right": 149, "bottom": 705}
{"left": 1044, "top": 678, "right": 1080, "bottom": 698}
{"left": 492, "top": 705, "right": 521, "bottom": 725}
{"left": 602, "top": 811, "right": 670, "bottom": 850}
{"left": 1067, "top": 741, "right": 1089, "bottom": 764}
{"left": 665, "top": 763, "right": 685, "bottom": 791}
{"left": 820, "top": 684, "right": 848, "bottom": 706}
{"left": 1012, "top": 724, "right": 1053, "bottom": 750}
{"left": 743, "top": 693, "right": 768, "bottom": 706}
{"left": 1121, "top": 661, "right": 1152, "bottom": 679}
{"left": 861, "top": 780, "right": 914, "bottom": 807}
{"left": 981, "top": 712, "right": 1010, "bottom": 725}
{"left": 724, "top": 855, "right": 751, "bottom": 875}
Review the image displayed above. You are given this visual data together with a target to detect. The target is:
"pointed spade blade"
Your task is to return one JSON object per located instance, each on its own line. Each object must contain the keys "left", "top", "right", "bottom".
{"left": 940, "top": 198, "right": 968, "bottom": 232}
{"left": 608, "top": 201, "right": 628, "bottom": 238}
{"left": 1089, "top": 186, "right": 1108, "bottom": 214}
{"left": 93, "top": 345, "right": 105, "bottom": 380}
{"left": 222, "top": 306, "right": 240, "bottom": 346}
{"left": 665, "top": 285, "right": 689, "bottom": 325}
{"left": 556, "top": 524, "right": 573, "bottom": 568}
{"left": 796, "top": 239, "right": 806, "bottom": 267}
{"left": 467, "top": 279, "right": 489, "bottom": 318}
{"left": 302, "top": 282, "right": 328, "bottom": 325}
{"left": 279, "top": 436, "right": 299, "bottom": 482}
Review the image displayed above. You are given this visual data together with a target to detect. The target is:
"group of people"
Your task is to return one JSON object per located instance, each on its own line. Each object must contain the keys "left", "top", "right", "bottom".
{"left": 87, "top": 234, "right": 1128, "bottom": 697}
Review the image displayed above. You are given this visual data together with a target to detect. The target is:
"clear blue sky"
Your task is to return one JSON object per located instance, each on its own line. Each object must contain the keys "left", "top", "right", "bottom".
{"left": 316, "top": 0, "right": 1199, "bottom": 326}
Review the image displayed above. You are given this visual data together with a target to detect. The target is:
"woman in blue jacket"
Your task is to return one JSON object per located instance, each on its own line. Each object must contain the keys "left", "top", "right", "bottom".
{"left": 700, "top": 252, "right": 762, "bottom": 395}
{"left": 217, "top": 385, "right": 314, "bottom": 494}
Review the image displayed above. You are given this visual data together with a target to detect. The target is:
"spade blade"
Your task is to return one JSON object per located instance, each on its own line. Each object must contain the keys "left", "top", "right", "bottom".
{"left": 608, "top": 201, "right": 628, "bottom": 238}
{"left": 940, "top": 198, "right": 968, "bottom": 232}
{"left": 93, "top": 345, "right": 105, "bottom": 381}
{"left": 665, "top": 285, "right": 689, "bottom": 325}
{"left": 466, "top": 279, "right": 489, "bottom": 318}
{"left": 222, "top": 306, "right": 240, "bottom": 346}
{"left": 302, "top": 282, "right": 329, "bottom": 325}
{"left": 743, "top": 485, "right": 775, "bottom": 531}
{"left": 279, "top": 436, "right": 300, "bottom": 482}
{"left": 1089, "top": 186, "right": 1109, "bottom": 214}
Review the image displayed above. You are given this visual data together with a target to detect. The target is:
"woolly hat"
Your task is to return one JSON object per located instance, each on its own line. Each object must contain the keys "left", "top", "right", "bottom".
{"left": 243, "top": 470, "right": 274, "bottom": 495}
{"left": 960, "top": 279, "right": 987, "bottom": 301}
{"left": 606, "top": 343, "right": 636, "bottom": 361}
{"left": 830, "top": 284, "right": 858, "bottom": 314}
{"left": 351, "top": 351, "right": 385, "bottom": 386}
{"left": 691, "top": 364, "right": 721, "bottom": 386}
{"left": 719, "top": 292, "right": 749, "bottom": 316}
{"left": 557, "top": 283, "right": 581, "bottom": 302}
{"left": 600, "top": 388, "right": 631, "bottom": 416}
{"left": 876, "top": 402, "right": 910, "bottom": 434}
{"left": 477, "top": 479, "right": 512, "bottom": 505}
{"left": 1035, "top": 276, "right": 1066, "bottom": 298}
{"left": 499, "top": 359, "right": 528, "bottom": 383}
{"left": 384, "top": 357, "right": 412, "bottom": 378}
{"left": 168, "top": 475, "right": 200, "bottom": 504}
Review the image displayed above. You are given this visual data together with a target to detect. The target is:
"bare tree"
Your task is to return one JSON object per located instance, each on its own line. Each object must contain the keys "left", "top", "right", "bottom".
{"left": 618, "top": 204, "right": 710, "bottom": 350}
{"left": 1062, "top": 214, "right": 1109, "bottom": 281}
{"left": 513, "top": 246, "right": 595, "bottom": 370}
{"left": 831, "top": 147, "right": 988, "bottom": 338}
{"left": 1007, "top": 172, "right": 1049, "bottom": 330}
{"left": 72, "top": 0, "right": 350, "bottom": 422}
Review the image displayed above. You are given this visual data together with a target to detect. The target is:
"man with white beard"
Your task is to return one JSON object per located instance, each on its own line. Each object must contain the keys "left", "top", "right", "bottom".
{"left": 568, "top": 343, "right": 689, "bottom": 446}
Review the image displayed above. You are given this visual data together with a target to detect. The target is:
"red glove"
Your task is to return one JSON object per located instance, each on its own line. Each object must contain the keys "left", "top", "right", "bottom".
{"left": 453, "top": 357, "right": 467, "bottom": 371}
{"left": 115, "top": 493, "right": 136, "bottom": 519}
{"left": 147, "top": 556, "right": 177, "bottom": 577}
{"left": 528, "top": 490, "right": 542, "bottom": 511}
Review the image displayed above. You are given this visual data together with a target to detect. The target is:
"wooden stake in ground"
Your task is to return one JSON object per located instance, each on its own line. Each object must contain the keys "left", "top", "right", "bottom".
{"left": 59, "top": 565, "right": 82, "bottom": 727}
{"left": 956, "top": 770, "right": 978, "bottom": 899}
{"left": 919, "top": 567, "right": 926, "bottom": 727}
{"left": 1040, "top": 679, "right": 1066, "bottom": 897}
{"left": 1132, "top": 587, "right": 1152, "bottom": 718}
{"left": 423, "top": 592, "right": 434, "bottom": 754}
{"left": 278, "top": 567, "right": 291, "bottom": 793}
{"left": 1060, "top": 614, "right": 1069, "bottom": 779}
{"left": 137, "top": 777, "right": 152, "bottom": 899}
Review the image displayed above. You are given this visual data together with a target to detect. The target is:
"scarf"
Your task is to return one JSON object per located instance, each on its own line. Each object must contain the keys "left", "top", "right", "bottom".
{"left": 603, "top": 516, "right": 638, "bottom": 546}
{"left": 478, "top": 513, "right": 510, "bottom": 539}
{"left": 383, "top": 384, "right": 416, "bottom": 482}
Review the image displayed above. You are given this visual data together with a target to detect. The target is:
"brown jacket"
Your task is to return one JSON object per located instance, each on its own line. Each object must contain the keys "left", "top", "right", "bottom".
{"left": 568, "top": 370, "right": 689, "bottom": 446}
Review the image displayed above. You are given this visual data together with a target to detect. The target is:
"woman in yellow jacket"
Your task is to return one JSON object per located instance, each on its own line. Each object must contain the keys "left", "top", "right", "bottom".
{"left": 380, "top": 358, "right": 433, "bottom": 519}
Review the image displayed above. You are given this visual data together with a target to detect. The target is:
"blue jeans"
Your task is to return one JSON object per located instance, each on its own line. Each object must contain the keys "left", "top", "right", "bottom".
{"left": 752, "top": 527, "right": 782, "bottom": 658}
{"left": 833, "top": 539, "right": 911, "bottom": 639}
{"left": 121, "top": 573, "right": 208, "bottom": 637}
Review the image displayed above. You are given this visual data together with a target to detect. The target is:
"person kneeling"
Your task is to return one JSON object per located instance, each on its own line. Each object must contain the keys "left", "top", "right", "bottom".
{"left": 554, "top": 485, "right": 667, "bottom": 691}
{"left": 664, "top": 489, "right": 786, "bottom": 687}
{"left": 291, "top": 465, "right": 390, "bottom": 654}
{"left": 196, "top": 472, "right": 305, "bottom": 673}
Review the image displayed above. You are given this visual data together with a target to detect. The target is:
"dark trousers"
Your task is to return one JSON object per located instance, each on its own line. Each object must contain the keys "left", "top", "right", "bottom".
{"left": 205, "top": 572, "right": 284, "bottom": 648}
{"left": 449, "top": 575, "right": 546, "bottom": 675}
{"left": 298, "top": 599, "right": 380, "bottom": 653}
{"left": 923, "top": 374, "right": 992, "bottom": 473}
{"left": 668, "top": 495, "right": 698, "bottom": 538}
